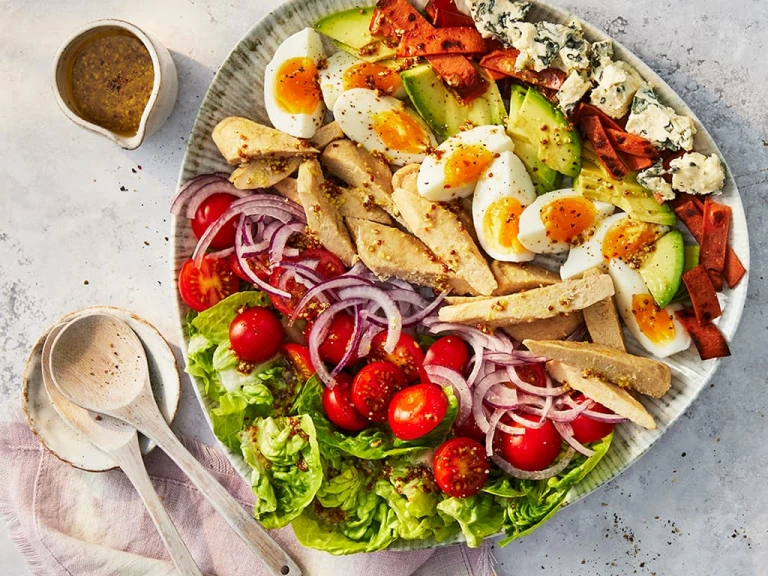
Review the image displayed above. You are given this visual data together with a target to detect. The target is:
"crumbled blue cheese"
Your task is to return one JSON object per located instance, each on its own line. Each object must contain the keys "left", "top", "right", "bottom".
{"left": 466, "top": 0, "right": 532, "bottom": 39}
{"left": 552, "top": 21, "right": 591, "bottom": 75}
{"left": 625, "top": 86, "right": 697, "bottom": 151}
{"left": 669, "top": 152, "right": 725, "bottom": 194}
{"left": 557, "top": 71, "right": 592, "bottom": 113}
{"left": 589, "top": 61, "right": 644, "bottom": 118}
{"left": 637, "top": 162, "right": 674, "bottom": 201}
{"left": 590, "top": 40, "right": 613, "bottom": 82}
{"left": 503, "top": 21, "right": 591, "bottom": 74}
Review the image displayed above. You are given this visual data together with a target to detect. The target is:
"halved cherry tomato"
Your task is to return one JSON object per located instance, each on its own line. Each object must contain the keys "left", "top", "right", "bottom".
{"left": 227, "top": 252, "right": 270, "bottom": 283}
{"left": 369, "top": 332, "right": 424, "bottom": 382}
{"left": 499, "top": 414, "right": 562, "bottom": 472}
{"left": 570, "top": 394, "right": 616, "bottom": 444}
{"left": 281, "top": 343, "right": 314, "bottom": 380}
{"left": 420, "top": 336, "right": 471, "bottom": 384}
{"left": 514, "top": 364, "right": 547, "bottom": 388}
{"left": 178, "top": 257, "right": 239, "bottom": 312}
{"left": 388, "top": 383, "right": 448, "bottom": 440}
{"left": 452, "top": 413, "right": 485, "bottom": 443}
{"left": 229, "top": 307, "right": 284, "bottom": 363}
{"left": 269, "top": 249, "right": 346, "bottom": 317}
{"left": 315, "top": 312, "right": 357, "bottom": 365}
{"left": 322, "top": 373, "right": 369, "bottom": 432}
{"left": 433, "top": 437, "right": 490, "bottom": 498}
{"left": 191, "top": 193, "right": 239, "bottom": 249}
{"left": 351, "top": 361, "right": 407, "bottom": 422}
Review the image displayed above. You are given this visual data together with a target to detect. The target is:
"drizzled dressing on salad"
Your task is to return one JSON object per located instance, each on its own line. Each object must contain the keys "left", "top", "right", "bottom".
{"left": 172, "top": 0, "right": 746, "bottom": 554}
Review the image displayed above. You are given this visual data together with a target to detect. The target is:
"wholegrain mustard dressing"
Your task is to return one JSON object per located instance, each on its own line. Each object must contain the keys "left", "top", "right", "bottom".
{"left": 67, "top": 30, "right": 154, "bottom": 135}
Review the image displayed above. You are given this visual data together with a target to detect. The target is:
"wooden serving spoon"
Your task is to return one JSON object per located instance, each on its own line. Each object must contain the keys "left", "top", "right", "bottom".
{"left": 42, "top": 322, "right": 203, "bottom": 576}
{"left": 49, "top": 313, "right": 300, "bottom": 576}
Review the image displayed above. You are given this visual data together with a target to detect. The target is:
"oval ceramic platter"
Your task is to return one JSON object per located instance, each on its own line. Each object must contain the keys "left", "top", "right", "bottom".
{"left": 171, "top": 0, "right": 750, "bottom": 550}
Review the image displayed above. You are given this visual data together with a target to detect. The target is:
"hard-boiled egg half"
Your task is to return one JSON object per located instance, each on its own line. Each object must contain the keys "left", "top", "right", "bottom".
{"left": 319, "top": 51, "right": 405, "bottom": 109}
{"left": 417, "top": 125, "right": 515, "bottom": 201}
{"left": 560, "top": 213, "right": 668, "bottom": 280}
{"left": 334, "top": 88, "right": 437, "bottom": 165}
{"left": 517, "top": 189, "right": 615, "bottom": 254}
{"left": 609, "top": 259, "right": 691, "bottom": 358}
{"left": 264, "top": 28, "right": 326, "bottom": 139}
{"left": 472, "top": 150, "right": 538, "bottom": 262}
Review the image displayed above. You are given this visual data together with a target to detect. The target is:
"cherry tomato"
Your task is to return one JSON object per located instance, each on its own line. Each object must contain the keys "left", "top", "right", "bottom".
{"left": 452, "top": 413, "right": 486, "bottom": 444}
{"left": 433, "top": 437, "right": 490, "bottom": 498}
{"left": 368, "top": 332, "right": 424, "bottom": 382}
{"left": 388, "top": 383, "right": 448, "bottom": 440}
{"left": 570, "top": 394, "right": 616, "bottom": 444}
{"left": 351, "top": 361, "right": 407, "bottom": 422}
{"left": 514, "top": 364, "right": 547, "bottom": 388}
{"left": 499, "top": 414, "right": 562, "bottom": 472}
{"left": 227, "top": 252, "right": 270, "bottom": 283}
{"left": 229, "top": 307, "right": 284, "bottom": 363}
{"left": 281, "top": 343, "right": 314, "bottom": 381}
{"left": 191, "top": 193, "right": 239, "bottom": 249}
{"left": 322, "top": 373, "right": 369, "bottom": 432}
{"left": 178, "top": 257, "right": 239, "bottom": 312}
{"left": 314, "top": 312, "right": 357, "bottom": 365}
{"left": 420, "top": 336, "right": 470, "bottom": 384}
{"left": 269, "top": 249, "right": 346, "bottom": 317}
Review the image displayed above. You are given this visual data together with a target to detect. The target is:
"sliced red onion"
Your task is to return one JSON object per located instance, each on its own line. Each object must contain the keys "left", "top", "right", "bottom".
{"left": 485, "top": 409, "right": 506, "bottom": 457}
{"left": 496, "top": 417, "right": 526, "bottom": 435}
{"left": 472, "top": 371, "right": 510, "bottom": 433}
{"left": 553, "top": 421, "right": 595, "bottom": 457}
{"left": 206, "top": 246, "right": 234, "bottom": 259}
{"left": 171, "top": 173, "right": 229, "bottom": 215}
{"left": 483, "top": 384, "right": 518, "bottom": 410}
{"left": 290, "top": 276, "right": 371, "bottom": 324}
{"left": 485, "top": 351, "right": 548, "bottom": 365}
{"left": 269, "top": 222, "right": 304, "bottom": 263}
{"left": 357, "top": 324, "right": 380, "bottom": 358}
{"left": 308, "top": 298, "right": 367, "bottom": 387}
{"left": 227, "top": 194, "right": 306, "bottom": 221}
{"left": 330, "top": 305, "right": 363, "bottom": 379}
{"left": 234, "top": 223, "right": 289, "bottom": 298}
{"left": 400, "top": 290, "right": 449, "bottom": 328}
{"left": 506, "top": 410, "right": 547, "bottom": 429}
{"left": 582, "top": 410, "right": 627, "bottom": 423}
{"left": 423, "top": 365, "right": 472, "bottom": 424}
{"left": 338, "top": 286, "right": 401, "bottom": 353}
{"left": 521, "top": 399, "right": 593, "bottom": 423}
{"left": 184, "top": 180, "right": 251, "bottom": 219}
{"left": 492, "top": 448, "right": 575, "bottom": 481}
{"left": 277, "top": 261, "right": 327, "bottom": 285}
{"left": 505, "top": 365, "right": 568, "bottom": 397}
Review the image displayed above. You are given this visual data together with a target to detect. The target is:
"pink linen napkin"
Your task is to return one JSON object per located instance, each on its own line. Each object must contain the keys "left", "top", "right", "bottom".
{"left": 0, "top": 409, "right": 496, "bottom": 576}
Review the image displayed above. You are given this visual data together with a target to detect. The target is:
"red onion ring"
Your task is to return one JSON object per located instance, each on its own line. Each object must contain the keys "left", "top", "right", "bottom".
{"left": 505, "top": 365, "right": 568, "bottom": 397}
{"left": 268, "top": 222, "right": 304, "bottom": 263}
{"left": 206, "top": 246, "right": 234, "bottom": 259}
{"left": 330, "top": 305, "right": 363, "bottom": 379}
{"left": 423, "top": 365, "right": 472, "bottom": 424}
{"left": 234, "top": 218, "right": 290, "bottom": 298}
{"left": 553, "top": 421, "right": 595, "bottom": 457}
{"left": 582, "top": 410, "right": 627, "bottom": 423}
{"left": 485, "top": 351, "right": 548, "bottom": 365}
{"left": 338, "top": 286, "right": 401, "bottom": 354}
{"left": 308, "top": 298, "right": 367, "bottom": 387}
{"left": 170, "top": 173, "right": 230, "bottom": 215}
{"left": 184, "top": 180, "right": 252, "bottom": 219}
{"left": 491, "top": 448, "right": 575, "bottom": 481}
{"left": 472, "top": 371, "right": 510, "bottom": 433}
{"left": 289, "top": 276, "right": 373, "bottom": 324}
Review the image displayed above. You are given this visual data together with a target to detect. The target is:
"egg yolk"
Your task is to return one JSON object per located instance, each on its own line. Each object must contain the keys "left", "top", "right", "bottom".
{"left": 372, "top": 109, "right": 429, "bottom": 153}
{"left": 540, "top": 197, "right": 597, "bottom": 244}
{"left": 631, "top": 294, "right": 676, "bottom": 344}
{"left": 274, "top": 57, "right": 320, "bottom": 115}
{"left": 343, "top": 62, "right": 402, "bottom": 94}
{"left": 602, "top": 220, "right": 662, "bottom": 266}
{"left": 483, "top": 197, "right": 526, "bottom": 253}
{"left": 444, "top": 145, "right": 494, "bottom": 189}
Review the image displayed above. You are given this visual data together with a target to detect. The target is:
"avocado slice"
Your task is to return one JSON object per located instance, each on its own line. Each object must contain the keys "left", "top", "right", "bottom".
{"left": 575, "top": 144, "right": 677, "bottom": 226}
{"left": 516, "top": 87, "right": 582, "bottom": 177}
{"left": 639, "top": 230, "right": 685, "bottom": 308}
{"left": 400, "top": 64, "right": 507, "bottom": 141}
{"left": 669, "top": 245, "right": 701, "bottom": 304}
{"left": 314, "top": 7, "right": 396, "bottom": 62}
{"left": 507, "top": 85, "right": 562, "bottom": 194}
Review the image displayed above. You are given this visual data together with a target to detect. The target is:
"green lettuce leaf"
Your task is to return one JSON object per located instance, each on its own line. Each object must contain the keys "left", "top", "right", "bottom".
{"left": 493, "top": 433, "right": 614, "bottom": 545}
{"left": 209, "top": 383, "right": 273, "bottom": 451}
{"left": 191, "top": 291, "right": 270, "bottom": 343}
{"left": 240, "top": 415, "right": 323, "bottom": 529}
{"left": 436, "top": 491, "right": 506, "bottom": 548}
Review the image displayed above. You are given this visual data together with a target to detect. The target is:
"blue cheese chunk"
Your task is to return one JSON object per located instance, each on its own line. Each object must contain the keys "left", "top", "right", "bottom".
{"left": 669, "top": 152, "right": 725, "bottom": 194}
{"left": 589, "top": 61, "right": 645, "bottom": 118}
{"left": 637, "top": 162, "right": 674, "bottom": 201}
{"left": 552, "top": 21, "right": 591, "bottom": 75}
{"left": 590, "top": 40, "right": 613, "bottom": 82}
{"left": 466, "top": 0, "right": 532, "bottom": 39}
{"left": 557, "top": 71, "right": 592, "bottom": 113}
{"left": 505, "top": 21, "right": 591, "bottom": 74}
{"left": 626, "top": 86, "right": 697, "bottom": 151}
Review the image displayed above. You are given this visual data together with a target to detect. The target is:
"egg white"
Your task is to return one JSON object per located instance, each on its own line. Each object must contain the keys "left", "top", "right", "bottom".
{"left": 609, "top": 259, "right": 691, "bottom": 358}
{"left": 417, "top": 125, "right": 515, "bottom": 201}
{"left": 320, "top": 51, "right": 405, "bottom": 109}
{"left": 264, "top": 28, "right": 326, "bottom": 139}
{"left": 518, "top": 189, "right": 615, "bottom": 255}
{"left": 472, "top": 150, "right": 537, "bottom": 262}
{"left": 333, "top": 88, "right": 437, "bottom": 165}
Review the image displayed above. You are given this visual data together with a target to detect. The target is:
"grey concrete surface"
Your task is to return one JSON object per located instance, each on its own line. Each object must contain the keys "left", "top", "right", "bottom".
{"left": 0, "top": 0, "right": 765, "bottom": 574}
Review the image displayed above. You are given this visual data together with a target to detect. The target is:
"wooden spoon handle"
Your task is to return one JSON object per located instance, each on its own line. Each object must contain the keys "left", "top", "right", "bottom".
{"left": 112, "top": 436, "right": 203, "bottom": 576}
{"left": 128, "top": 400, "right": 301, "bottom": 576}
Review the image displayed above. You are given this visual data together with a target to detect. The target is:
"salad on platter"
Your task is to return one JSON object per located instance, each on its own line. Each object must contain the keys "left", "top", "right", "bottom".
{"left": 171, "top": 0, "right": 748, "bottom": 554}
